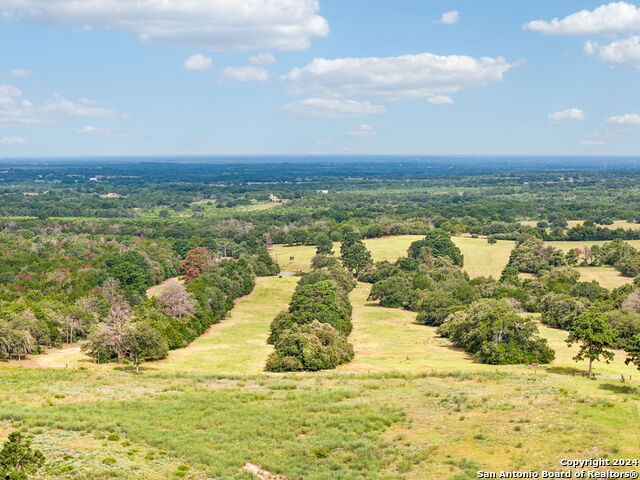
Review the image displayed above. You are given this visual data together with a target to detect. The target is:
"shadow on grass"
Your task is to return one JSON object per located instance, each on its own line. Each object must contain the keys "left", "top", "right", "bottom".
{"left": 599, "top": 383, "right": 639, "bottom": 395}
{"left": 545, "top": 366, "right": 586, "bottom": 376}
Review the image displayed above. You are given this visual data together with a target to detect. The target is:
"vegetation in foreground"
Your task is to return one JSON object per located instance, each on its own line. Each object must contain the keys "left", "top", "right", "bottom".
{"left": 1, "top": 366, "right": 639, "bottom": 480}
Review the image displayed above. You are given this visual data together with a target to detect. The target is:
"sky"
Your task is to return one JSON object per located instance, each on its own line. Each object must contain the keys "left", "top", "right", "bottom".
{"left": 1, "top": 0, "right": 640, "bottom": 157}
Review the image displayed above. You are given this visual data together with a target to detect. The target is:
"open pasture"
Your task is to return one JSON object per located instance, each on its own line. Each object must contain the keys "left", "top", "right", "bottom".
{"left": 272, "top": 236, "right": 514, "bottom": 279}
{"left": 522, "top": 220, "right": 640, "bottom": 230}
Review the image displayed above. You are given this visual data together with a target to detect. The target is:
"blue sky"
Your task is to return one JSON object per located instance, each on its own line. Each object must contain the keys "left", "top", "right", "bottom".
{"left": 1, "top": 0, "right": 640, "bottom": 157}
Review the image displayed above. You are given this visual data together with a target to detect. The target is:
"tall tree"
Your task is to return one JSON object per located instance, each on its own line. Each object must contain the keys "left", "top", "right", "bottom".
{"left": 315, "top": 233, "right": 334, "bottom": 255}
{"left": 122, "top": 323, "right": 168, "bottom": 373}
{"left": 180, "top": 247, "right": 215, "bottom": 282}
{"left": 341, "top": 242, "right": 373, "bottom": 277}
{"left": 157, "top": 281, "right": 196, "bottom": 321}
{"left": 566, "top": 307, "right": 618, "bottom": 377}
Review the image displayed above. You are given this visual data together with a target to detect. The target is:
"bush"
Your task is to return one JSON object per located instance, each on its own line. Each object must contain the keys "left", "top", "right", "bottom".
{"left": 438, "top": 299, "right": 555, "bottom": 365}
{"left": 265, "top": 321, "right": 354, "bottom": 372}
{"left": 539, "top": 293, "right": 586, "bottom": 330}
{"left": 368, "top": 275, "right": 414, "bottom": 308}
{"left": 408, "top": 229, "right": 463, "bottom": 266}
{"left": 505, "top": 236, "right": 566, "bottom": 274}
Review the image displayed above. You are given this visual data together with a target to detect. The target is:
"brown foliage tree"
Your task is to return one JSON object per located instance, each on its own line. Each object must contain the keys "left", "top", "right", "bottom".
{"left": 180, "top": 247, "right": 215, "bottom": 282}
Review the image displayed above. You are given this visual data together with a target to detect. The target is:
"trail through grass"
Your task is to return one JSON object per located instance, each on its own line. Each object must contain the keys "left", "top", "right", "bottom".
{"left": 155, "top": 276, "right": 298, "bottom": 374}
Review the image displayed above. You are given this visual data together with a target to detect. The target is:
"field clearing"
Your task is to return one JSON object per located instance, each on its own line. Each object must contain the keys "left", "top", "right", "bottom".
{"left": 522, "top": 220, "right": 640, "bottom": 230}
{"left": 451, "top": 237, "right": 514, "bottom": 278}
{"left": 548, "top": 239, "right": 640, "bottom": 252}
{"left": 574, "top": 266, "right": 632, "bottom": 289}
{"left": 273, "top": 235, "right": 514, "bottom": 278}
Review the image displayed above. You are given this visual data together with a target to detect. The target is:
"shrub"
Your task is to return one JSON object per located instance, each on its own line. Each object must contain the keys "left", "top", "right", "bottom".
{"left": 368, "top": 275, "right": 414, "bottom": 308}
{"left": 265, "top": 321, "right": 354, "bottom": 372}
{"left": 539, "top": 293, "right": 586, "bottom": 330}
{"left": 438, "top": 299, "right": 555, "bottom": 365}
{"left": 408, "top": 229, "right": 463, "bottom": 266}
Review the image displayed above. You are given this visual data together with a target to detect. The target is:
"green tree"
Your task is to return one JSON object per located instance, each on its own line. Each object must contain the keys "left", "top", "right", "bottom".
{"left": 0, "top": 431, "right": 45, "bottom": 480}
{"left": 122, "top": 323, "right": 169, "bottom": 373}
{"left": 566, "top": 307, "right": 618, "bottom": 377}
{"left": 624, "top": 334, "right": 640, "bottom": 370}
{"left": 438, "top": 299, "right": 555, "bottom": 365}
{"left": 368, "top": 275, "right": 414, "bottom": 308}
{"left": 265, "top": 321, "right": 354, "bottom": 372}
{"left": 315, "top": 233, "right": 334, "bottom": 255}
{"left": 341, "top": 242, "right": 373, "bottom": 277}
{"left": 408, "top": 229, "right": 464, "bottom": 266}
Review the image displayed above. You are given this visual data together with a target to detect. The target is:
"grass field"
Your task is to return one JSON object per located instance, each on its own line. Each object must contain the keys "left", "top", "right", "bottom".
{"left": 273, "top": 236, "right": 514, "bottom": 279}
{"left": 522, "top": 220, "right": 640, "bottom": 230}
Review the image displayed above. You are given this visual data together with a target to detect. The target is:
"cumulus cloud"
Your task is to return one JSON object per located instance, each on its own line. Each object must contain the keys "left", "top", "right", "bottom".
{"left": 8, "top": 68, "right": 32, "bottom": 78}
{"left": 249, "top": 53, "right": 276, "bottom": 65}
{"left": 222, "top": 66, "right": 269, "bottom": 82}
{"left": 348, "top": 124, "right": 376, "bottom": 138}
{"left": 183, "top": 54, "right": 213, "bottom": 71}
{"left": 524, "top": 2, "right": 640, "bottom": 36}
{"left": 0, "top": 136, "right": 27, "bottom": 144}
{"left": 283, "top": 98, "right": 386, "bottom": 118}
{"left": 77, "top": 125, "right": 130, "bottom": 138}
{"left": 606, "top": 113, "right": 640, "bottom": 124}
{"left": 547, "top": 108, "right": 585, "bottom": 123}
{"left": 585, "top": 36, "right": 640, "bottom": 67}
{"left": 284, "top": 53, "right": 515, "bottom": 101}
{"left": 436, "top": 10, "right": 459, "bottom": 25}
{"left": 0, "top": 0, "right": 329, "bottom": 51}
{"left": 427, "top": 95, "right": 454, "bottom": 104}
{"left": 0, "top": 84, "right": 123, "bottom": 126}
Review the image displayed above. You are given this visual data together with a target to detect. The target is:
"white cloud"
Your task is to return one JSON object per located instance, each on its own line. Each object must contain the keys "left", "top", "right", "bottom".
{"left": 606, "top": 113, "right": 640, "bottom": 124}
{"left": 77, "top": 125, "right": 130, "bottom": 139}
{"left": 348, "top": 124, "right": 376, "bottom": 138}
{"left": 0, "top": 84, "right": 123, "bottom": 126}
{"left": 222, "top": 66, "right": 269, "bottom": 82}
{"left": 0, "top": 0, "right": 328, "bottom": 51}
{"left": 249, "top": 53, "right": 276, "bottom": 65}
{"left": 183, "top": 54, "right": 212, "bottom": 71}
{"left": 524, "top": 2, "right": 640, "bottom": 36}
{"left": 427, "top": 95, "right": 454, "bottom": 104}
{"left": 579, "top": 140, "right": 605, "bottom": 146}
{"left": 436, "top": 10, "right": 459, "bottom": 25}
{"left": 585, "top": 36, "right": 640, "bottom": 67}
{"left": 284, "top": 53, "right": 515, "bottom": 101}
{"left": 283, "top": 98, "right": 386, "bottom": 118}
{"left": 547, "top": 108, "right": 585, "bottom": 123}
{"left": 0, "top": 136, "right": 27, "bottom": 144}
{"left": 8, "top": 68, "right": 32, "bottom": 78}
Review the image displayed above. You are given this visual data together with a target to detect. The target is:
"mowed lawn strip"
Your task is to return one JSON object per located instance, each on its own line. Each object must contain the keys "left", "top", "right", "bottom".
{"left": 156, "top": 275, "right": 299, "bottom": 374}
